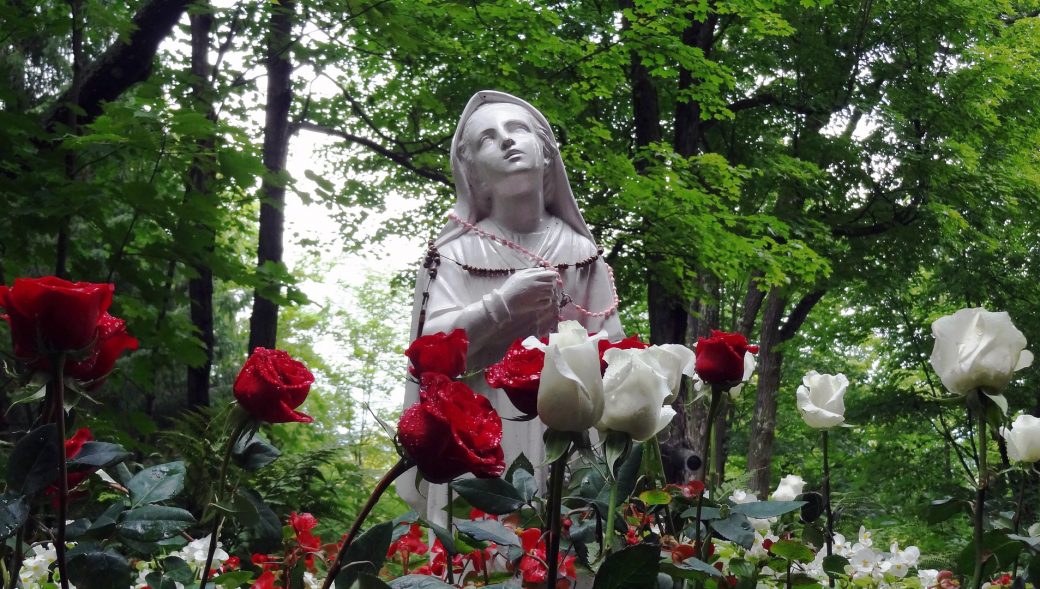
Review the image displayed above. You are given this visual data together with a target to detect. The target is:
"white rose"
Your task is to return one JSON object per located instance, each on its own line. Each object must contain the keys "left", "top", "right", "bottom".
{"left": 527, "top": 321, "right": 606, "bottom": 432}
{"left": 596, "top": 347, "right": 677, "bottom": 441}
{"left": 929, "top": 307, "right": 1033, "bottom": 396}
{"left": 796, "top": 371, "right": 849, "bottom": 429}
{"left": 1002, "top": 414, "right": 1040, "bottom": 463}
{"left": 770, "top": 474, "right": 805, "bottom": 502}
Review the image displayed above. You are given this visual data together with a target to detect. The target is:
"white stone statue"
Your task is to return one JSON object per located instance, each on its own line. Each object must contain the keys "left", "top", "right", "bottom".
{"left": 399, "top": 91, "right": 623, "bottom": 524}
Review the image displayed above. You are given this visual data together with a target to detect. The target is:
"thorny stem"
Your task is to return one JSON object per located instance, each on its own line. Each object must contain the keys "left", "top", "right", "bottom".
{"left": 970, "top": 392, "right": 988, "bottom": 589}
{"left": 322, "top": 458, "right": 412, "bottom": 589}
{"left": 52, "top": 353, "right": 70, "bottom": 589}
{"left": 823, "top": 429, "right": 834, "bottom": 588}
{"left": 200, "top": 415, "right": 251, "bottom": 586}
{"left": 603, "top": 472, "right": 620, "bottom": 555}
{"left": 695, "top": 386, "right": 724, "bottom": 557}
{"left": 545, "top": 441, "right": 571, "bottom": 589}
{"left": 446, "top": 485, "right": 455, "bottom": 585}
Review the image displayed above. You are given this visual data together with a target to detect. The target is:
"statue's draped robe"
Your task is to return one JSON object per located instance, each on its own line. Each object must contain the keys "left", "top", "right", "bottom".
{"left": 399, "top": 216, "right": 622, "bottom": 525}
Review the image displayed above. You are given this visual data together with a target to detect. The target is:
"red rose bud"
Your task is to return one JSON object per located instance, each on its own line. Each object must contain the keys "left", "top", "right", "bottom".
{"left": 694, "top": 330, "right": 759, "bottom": 385}
{"left": 64, "top": 313, "right": 138, "bottom": 389}
{"left": 65, "top": 427, "right": 93, "bottom": 458}
{"left": 484, "top": 337, "right": 546, "bottom": 416}
{"left": 405, "top": 329, "right": 468, "bottom": 379}
{"left": 598, "top": 334, "right": 648, "bottom": 373}
{"left": 0, "top": 277, "right": 114, "bottom": 358}
{"left": 398, "top": 373, "right": 505, "bottom": 483}
{"left": 233, "top": 348, "right": 314, "bottom": 424}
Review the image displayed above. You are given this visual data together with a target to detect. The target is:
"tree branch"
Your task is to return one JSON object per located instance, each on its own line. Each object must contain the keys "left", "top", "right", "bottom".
{"left": 44, "top": 0, "right": 192, "bottom": 128}
{"left": 777, "top": 289, "right": 825, "bottom": 343}
{"left": 293, "top": 120, "right": 452, "bottom": 186}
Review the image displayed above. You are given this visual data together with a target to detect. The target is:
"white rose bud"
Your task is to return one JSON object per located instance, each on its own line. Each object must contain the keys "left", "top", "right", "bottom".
{"left": 929, "top": 307, "right": 1033, "bottom": 396}
{"left": 1002, "top": 414, "right": 1040, "bottom": 463}
{"left": 771, "top": 474, "right": 805, "bottom": 502}
{"left": 796, "top": 371, "right": 849, "bottom": 429}
{"left": 527, "top": 321, "right": 606, "bottom": 432}
{"left": 596, "top": 346, "right": 692, "bottom": 441}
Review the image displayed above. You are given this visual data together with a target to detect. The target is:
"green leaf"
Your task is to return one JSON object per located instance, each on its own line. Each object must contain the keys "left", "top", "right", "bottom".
{"left": 674, "top": 557, "right": 723, "bottom": 577}
{"left": 211, "top": 570, "right": 256, "bottom": 588}
{"left": 712, "top": 514, "right": 755, "bottom": 549}
{"left": 822, "top": 555, "right": 850, "bottom": 577}
{"left": 424, "top": 520, "right": 457, "bottom": 555}
{"left": 679, "top": 506, "right": 722, "bottom": 521}
{"left": 639, "top": 489, "right": 672, "bottom": 506}
{"left": 731, "top": 501, "right": 805, "bottom": 518}
{"left": 451, "top": 477, "right": 524, "bottom": 515}
{"left": 543, "top": 429, "right": 573, "bottom": 465}
{"left": 455, "top": 519, "right": 521, "bottom": 547}
{"left": 924, "top": 497, "right": 964, "bottom": 524}
{"left": 389, "top": 575, "right": 455, "bottom": 588}
{"left": 86, "top": 503, "right": 126, "bottom": 537}
{"left": 334, "top": 521, "right": 393, "bottom": 589}
{"left": 127, "top": 461, "right": 186, "bottom": 507}
{"left": 68, "top": 442, "right": 131, "bottom": 470}
{"left": 729, "top": 558, "right": 756, "bottom": 578}
{"left": 770, "top": 540, "right": 815, "bottom": 563}
{"left": 160, "top": 556, "right": 195, "bottom": 583}
{"left": 236, "top": 488, "right": 282, "bottom": 551}
{"left": 352, "top": 573, "right": 394, "bottom": 589}
{"left": 593, "top": 544, "right": 661, "bottom": 589}
{"left": 604, "top": 430, "right": 631, "bottom": 478}
{"left": 0, "top": 492, "right": 29, "bottom": 539}
{"left": 232, "top": 432, "right": 281, "bottom": 471}
{"left": 117, "top": 505, "right": 196, "bottom": 542}
{"left": 512, "top": 469, "right": 537, "bottom": 502}
{"left": 66, "top": 546, "right": 132, "bottom": 589}
{"left": 505, "top": 453, "right": 534, "bottom": 482}
{"left": 6, "top": 423, "right": 60, "bottom": 495}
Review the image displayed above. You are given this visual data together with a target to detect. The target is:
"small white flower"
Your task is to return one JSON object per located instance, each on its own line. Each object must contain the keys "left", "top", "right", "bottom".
{"left": 929, "top": 307, "right": 1033, "bottom": 397}
{"left": 918, "top": 569, "right": 940, "bottom": 588}
{"left": 1028, "top": 522, "right": 1040, "bottom": 537}
{"left": 796, "top": 371, "right": 849, "bottom": 429}
{"left": 771, "top": 474, "right": 805, "bottom": 502}
{"left": 729, "top": 489, "right": 758, "bottom": 504}
{"left": 1002, "top": 414, "right": 1040, "bottom": 463}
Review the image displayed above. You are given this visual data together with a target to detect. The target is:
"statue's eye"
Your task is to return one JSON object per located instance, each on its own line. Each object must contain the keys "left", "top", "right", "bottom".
{"left": 478, "top": 134, "right": 493, "bottom": 146}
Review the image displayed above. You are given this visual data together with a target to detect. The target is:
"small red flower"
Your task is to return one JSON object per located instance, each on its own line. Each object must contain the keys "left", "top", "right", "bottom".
{"left": 250, "top": 570, "right": 279, "bottom": 589}
{"left": 664, "top": 479, "right": 705, "bottom": 499}
{"left": 221, "top": 556, "right": 241, "bottom": 572}
{"left": 398, "top": 373, "right": 505, "bottom": 483}
{"left": 516, "top": 527, "right": 576, "bottom": 586}
{"left": 405, "top": 329, "right": 468, "bottom": 379}
{"left": 233, "top": 348, "right": 314, "bottom": 424}
{"left": 694, "top": 330, "right": 758, "bottom": 386}
{"left": 598, "top": 335, "right": 648, "bottom": 372}
{"left": 469, "top": 507, "right": 499, "bottom": 521}
{"left": 671, "top": 543, "right": 696, "bottom": 563}
{"left": 484, "top": 337, "right": 547, "bottom": 416}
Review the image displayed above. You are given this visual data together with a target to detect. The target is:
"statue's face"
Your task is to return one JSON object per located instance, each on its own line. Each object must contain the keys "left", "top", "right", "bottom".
{"left": 461, "top": 103, "right": 547, "bottom": 182}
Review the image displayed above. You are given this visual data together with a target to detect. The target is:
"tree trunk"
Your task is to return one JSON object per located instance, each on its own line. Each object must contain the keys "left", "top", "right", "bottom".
{"left": 185, "top": 2, "right": 216, "bottom": 408}
{"left": 747, "top": 288, "right": 786, "bottom": 496}
{"left": 247, "top": 0, "right": 294, "bottom": 352}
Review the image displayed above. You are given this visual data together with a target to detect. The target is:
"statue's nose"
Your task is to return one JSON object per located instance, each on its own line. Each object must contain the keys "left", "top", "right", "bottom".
{"left": 501, "top": 136, "right": 516, "bottom": 150}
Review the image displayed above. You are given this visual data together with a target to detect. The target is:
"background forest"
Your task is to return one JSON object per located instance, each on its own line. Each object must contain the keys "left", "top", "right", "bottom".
{"left": 3, "top": 0, "right": 1040, "bottom": 563}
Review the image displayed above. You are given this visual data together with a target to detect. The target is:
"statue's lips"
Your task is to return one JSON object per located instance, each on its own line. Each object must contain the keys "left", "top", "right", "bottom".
{"left": 503, "top": 148, "right": 525, "bottom": 159}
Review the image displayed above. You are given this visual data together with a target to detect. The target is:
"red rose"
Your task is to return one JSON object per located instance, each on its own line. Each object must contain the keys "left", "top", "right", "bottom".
{"left": 398, "top": 373, "right": 505, "bottom": 483}
{"left": 598, "top": 335, "right": 648, "bottom": 373}
{"left": 405, "top": 329, "right": 468, "bottom": 379}
{"left": 233, "top": 348, "right": 314, "bottom": 424}
{"left": 0, "top": 277, "right": 114, "bottom": 357}
{"left": 694, "top": 330, "right": 759, "bottom": 386}
{"left": 484, "top": 337, "right": 547, "bottom": 416}
{"left": 64, "top": 313, "right": 138, "bottom": 389}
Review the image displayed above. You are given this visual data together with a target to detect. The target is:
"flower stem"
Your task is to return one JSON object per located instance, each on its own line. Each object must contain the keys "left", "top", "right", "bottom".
{"left": 51, "top": 353, "right": 69, "bottom": 589}
{"left": 695, "top": 386, "right": 723, "bottom": 554}
{"left": 822, "top": 429, "right": 833, "bottom": 588}
{"left": 971, "top": 396, "right": 988, "bottom": 589}
{"left": 603, "top": 472, "right": 620, "bottom": 555}
{"left": 546, "top": 440, "right": 571, "bottom": 589}
{"left": 200, "top": 415, "right": 250, "bottom": 585}
{"left": 446, "top": 485, "right": 455, "bottom": 585}
{"left": 322, "top": 458, "right": 412, "bottom": 589}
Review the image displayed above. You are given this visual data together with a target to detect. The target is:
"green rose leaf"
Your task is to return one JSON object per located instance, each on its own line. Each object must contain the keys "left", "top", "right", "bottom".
{"left": 731, "top": 501, "right": 806, "bottom": 519}
{"left": 770, "top": 540, "right": 815, "bottom": 563}
{"left": 822, "top": 554, "right": 850, "bottom": 577}
{"left": 6, "top": 424, "right": 60, "bottom": 495}
{"left": 673, "top": 556, "right": 724, "bottom": 577}
{"left": 127, "top": 461, "right": 186, "bottom": 508}
{"left": 0, "top": 492, "right": 29, "bottom": 540}
{"left": 592, "top": 544, "right": 661, "bottom": 589}
{"left": 117, "top": 505, "right": 196, "bottom": 542}
{"left": 389, "top": 575, "right": 455, "bottom": 588}
{"left": 66, "top": 546, "right": 132, "bottom": 589}
{"left": 334, "top": 521, "right": 393, "bottom": 589}
{"left": 68, "top": 441, "right": 131, "bottom": 470}
{"left": 455, "top": 519, "right": 521, "bottom": 548}
{"left": 451, "top": 477, "right": 524, "bottom": 515}
{"left": 232, "top": 431, "right": 281, "bottom": 471}
{"left": 712, "top": 514, "right": 755, "bottom": 549}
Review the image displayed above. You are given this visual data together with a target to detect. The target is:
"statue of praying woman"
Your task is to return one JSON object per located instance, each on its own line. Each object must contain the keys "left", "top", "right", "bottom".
{"left": 399, "top": 90, "right": 624, "bottom": 523}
